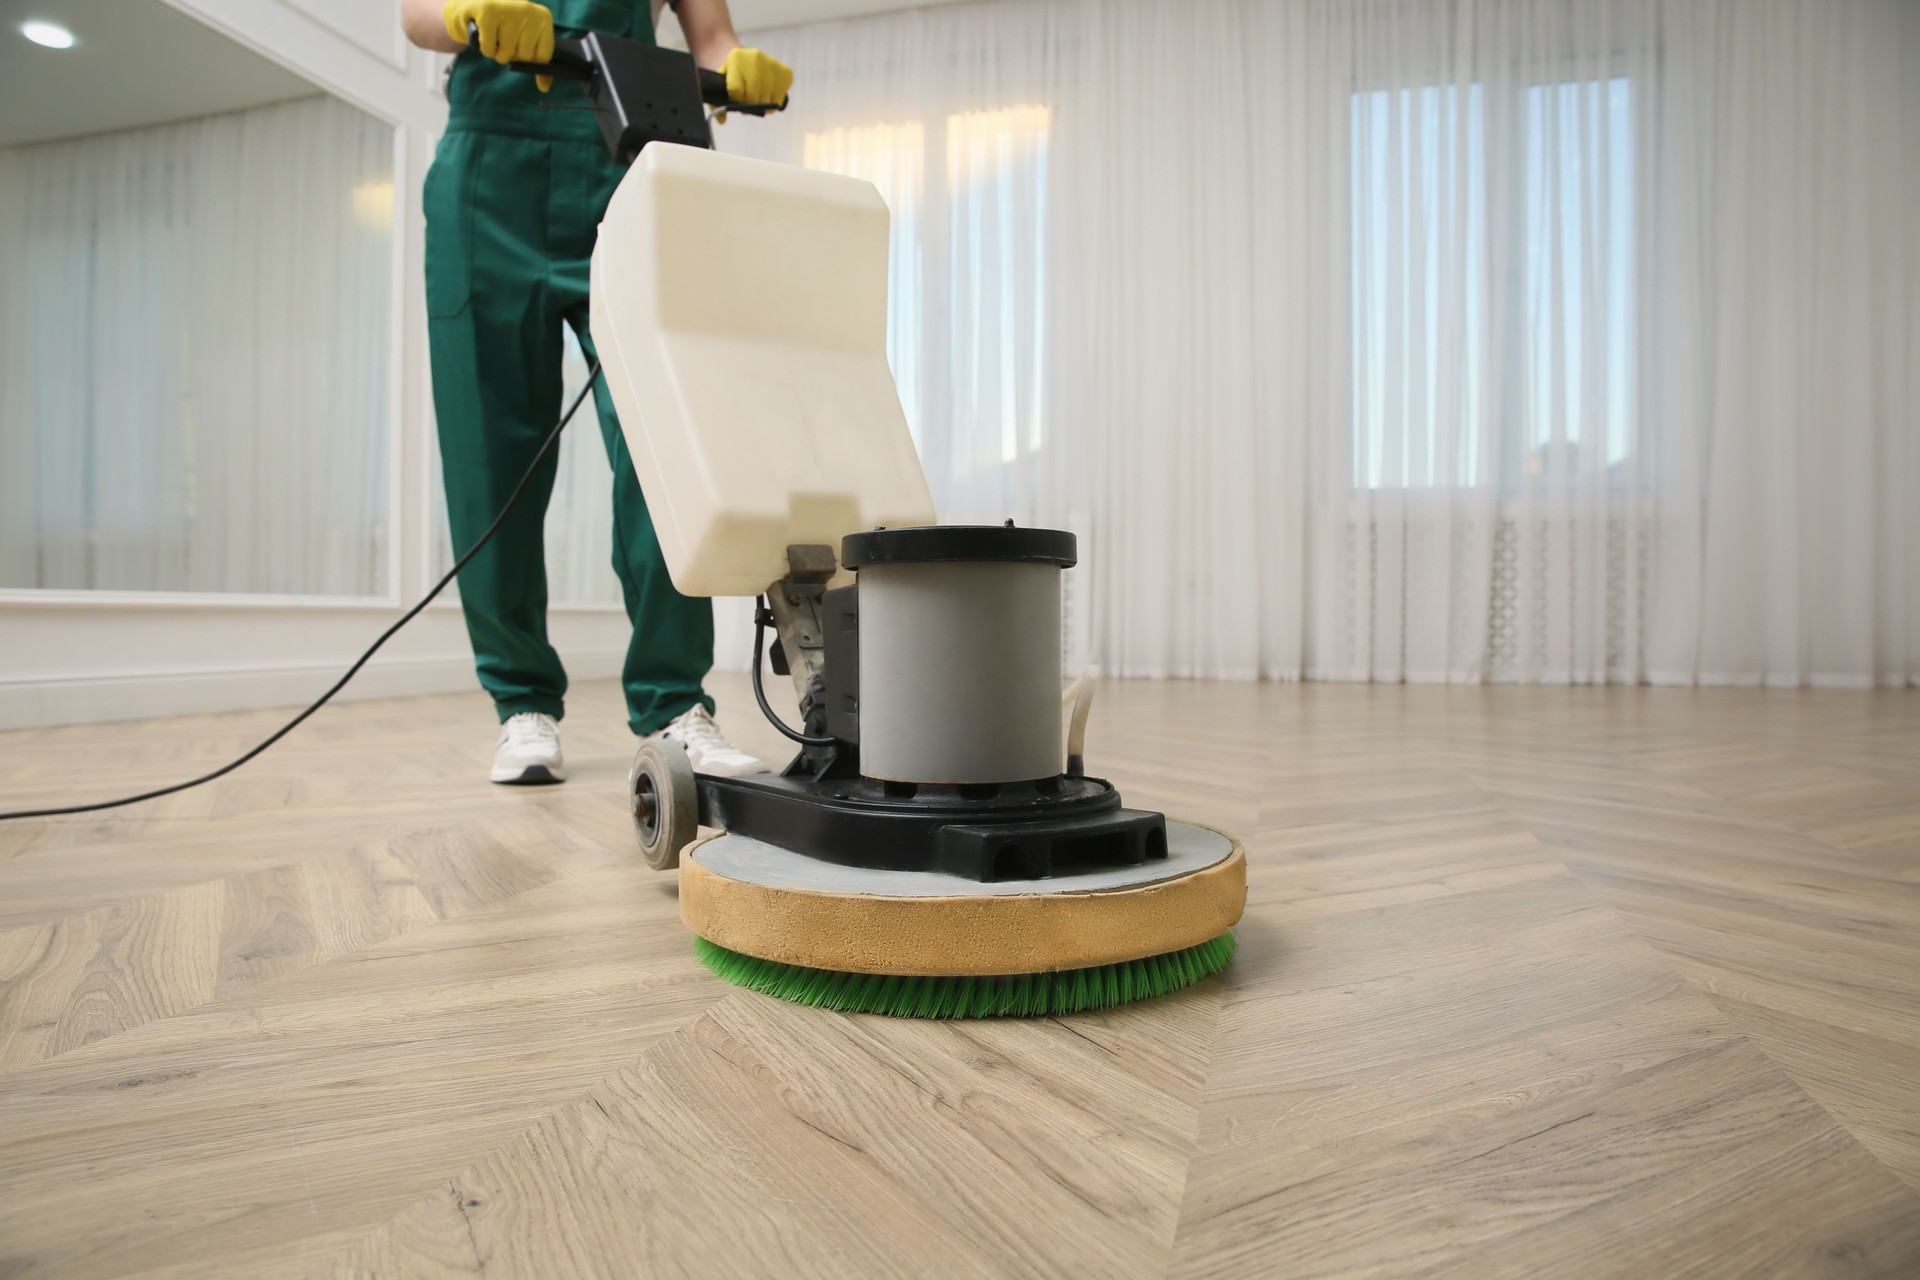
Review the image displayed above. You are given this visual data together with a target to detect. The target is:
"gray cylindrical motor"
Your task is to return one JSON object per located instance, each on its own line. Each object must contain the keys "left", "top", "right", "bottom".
{"left": 842, "top": 526, "right": 1077, "bottom": 785}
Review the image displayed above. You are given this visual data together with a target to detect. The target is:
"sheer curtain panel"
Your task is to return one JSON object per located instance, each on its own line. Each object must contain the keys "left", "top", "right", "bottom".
{"left": 726, "top": 0, "right": 1917, "bottom": 686}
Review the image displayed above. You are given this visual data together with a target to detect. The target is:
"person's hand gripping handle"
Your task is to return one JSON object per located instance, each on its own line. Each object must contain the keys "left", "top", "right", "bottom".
{"left": 445, "top": 0, "right": 555, "bottom": 91}
{"left": 713, "top": 48, "right": 792, "bottom": 121}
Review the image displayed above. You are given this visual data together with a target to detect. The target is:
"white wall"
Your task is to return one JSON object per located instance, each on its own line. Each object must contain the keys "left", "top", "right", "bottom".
{"left": 0, "top": 0, "right": 632, "bottom": 728}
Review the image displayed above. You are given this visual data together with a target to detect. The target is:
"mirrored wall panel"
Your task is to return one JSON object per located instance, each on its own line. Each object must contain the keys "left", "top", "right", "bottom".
{"left": 0, "top": 1, "right": 394, "bottom": 595}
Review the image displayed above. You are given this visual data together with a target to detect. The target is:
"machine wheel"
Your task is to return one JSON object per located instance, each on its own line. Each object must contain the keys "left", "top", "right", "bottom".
{"left": 630, "top": 738, "right": 698, "bottom": 870}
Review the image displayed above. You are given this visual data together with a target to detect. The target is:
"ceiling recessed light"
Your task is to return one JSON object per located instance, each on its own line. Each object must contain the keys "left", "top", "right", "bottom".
{"left": 21, "top": 20, "right": 76, "bottom": 49}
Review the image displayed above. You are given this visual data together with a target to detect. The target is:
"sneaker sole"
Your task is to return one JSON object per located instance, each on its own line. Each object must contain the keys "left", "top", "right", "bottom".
{"left": 491, "top": 764, "right": 565, "bottom": 785}
{"left": 691, "top": 761, "right": 774, "bottom": 778}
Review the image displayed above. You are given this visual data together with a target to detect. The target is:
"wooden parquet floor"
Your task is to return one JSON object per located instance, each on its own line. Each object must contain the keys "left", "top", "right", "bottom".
{"left": 2, "top": 676, "right": 1919, "bottom": 1277}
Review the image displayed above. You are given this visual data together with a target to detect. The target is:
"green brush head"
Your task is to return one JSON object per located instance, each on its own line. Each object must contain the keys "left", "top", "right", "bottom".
{"left": 693, "top": 932, "right": 1236, "bottom": 1019}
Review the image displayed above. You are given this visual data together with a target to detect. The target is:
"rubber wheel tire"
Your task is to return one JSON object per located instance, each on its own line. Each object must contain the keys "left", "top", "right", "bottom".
{"left": 630, "top": 738, "right": 698, "bottom": 870}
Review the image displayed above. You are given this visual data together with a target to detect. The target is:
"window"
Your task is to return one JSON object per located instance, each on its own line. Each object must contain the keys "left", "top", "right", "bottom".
{"left": 946, "top": 105, "right": 1050, "bottom": 471}
{"left": 1349, "top": 77, "right": 1633, "bottom": 492}
{"left": 803, "top": 121, "right": 927, "bottom": 445}
{"left": 1521, "top": 77, "right": 1634, "bottom": 482}
{"left": 805, "top": 105, "right": 1050, "bottom": 491}
{"left": 1350, "top": 83, "right": 1488, "bottom": 491}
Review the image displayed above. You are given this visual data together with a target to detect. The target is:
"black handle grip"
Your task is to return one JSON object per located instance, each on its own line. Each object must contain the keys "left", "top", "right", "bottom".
{"left": 465, "top": 20, "right": 593, "bottom": 81}
{"left": 697, "top": 67, "right": 788, "bottom": 115}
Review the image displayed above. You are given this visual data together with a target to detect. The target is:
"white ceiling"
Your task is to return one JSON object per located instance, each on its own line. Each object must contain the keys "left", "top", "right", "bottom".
{"left": 0, "top": 0, "right": 319, "bottom": 148}
{"left": 651, "top": 0, "right": 972, "bottom": 48}
{"left": 723, "top": 0, "right": 971, "bottom": 32}
{"left": 0, "top": 0, "right": 974, "bottom": 148}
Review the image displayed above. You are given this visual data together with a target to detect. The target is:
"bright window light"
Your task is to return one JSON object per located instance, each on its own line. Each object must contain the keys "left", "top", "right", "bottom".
{"left": 804, "top": 120, "right": 927, "bottom": 445}
{"left": 1348, "top": 77, "right": 1634, "bottom": 492}
{"left": 351, "top": 180, "right": 394, "bottom": 229}
{"left": 946, "top": 105, "right": 1050, "bottom": 467}
{"left": 803, "top": 105, "right": 1053, "bottom": 479}
{"left": 21, "top": 20, "right": 76, "bottom": 49}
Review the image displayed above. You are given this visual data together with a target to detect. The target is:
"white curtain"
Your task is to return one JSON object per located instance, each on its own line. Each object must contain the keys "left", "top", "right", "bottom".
{"left": 0, "top": 96, "right": 392, "bottom": 597}
{"left": 726, "top": 0, "right": 1918, "bottom": 686}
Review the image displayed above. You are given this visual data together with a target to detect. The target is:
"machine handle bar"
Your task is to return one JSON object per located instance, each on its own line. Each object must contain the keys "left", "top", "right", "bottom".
{"left": 465, "top": 22, "right": 785, "bottom": 114}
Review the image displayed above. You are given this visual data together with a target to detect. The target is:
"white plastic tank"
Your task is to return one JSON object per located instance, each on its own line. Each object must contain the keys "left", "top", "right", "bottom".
{"left": 589, "top": 144, "right": 936, "bottom": 598}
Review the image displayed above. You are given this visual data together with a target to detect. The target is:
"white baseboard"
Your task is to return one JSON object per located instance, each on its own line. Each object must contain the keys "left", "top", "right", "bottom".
{"left": 0, "top": 649, "right": 628, "bottom": 729}
{"left": 1, "top": 594, "right": 641, "bottom": 729}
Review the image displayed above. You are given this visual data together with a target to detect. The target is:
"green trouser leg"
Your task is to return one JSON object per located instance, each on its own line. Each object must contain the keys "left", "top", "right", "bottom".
{"left": 425, "top": 128, "right": 712, "bottom": 732}
{"left": 573, "top": 322, "right": 714, "bottom": 735}
{"left": 426, "top": 128, "right": 569, "bottom": 721}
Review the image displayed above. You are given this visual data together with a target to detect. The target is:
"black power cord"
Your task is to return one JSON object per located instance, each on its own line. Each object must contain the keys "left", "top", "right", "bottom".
{"left": 750, "top": 596, "right": 835, "bottom": 747}
{"left": 0, "top": 365, "right": 604, "bottom": 822}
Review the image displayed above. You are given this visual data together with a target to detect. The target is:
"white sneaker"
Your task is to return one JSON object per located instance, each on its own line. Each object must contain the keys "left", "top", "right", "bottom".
{"left": 651, "top": 705, "right": 768, "bottom": 777}
{"left": 491, "top": 712, "right": 566, "bottom": 784}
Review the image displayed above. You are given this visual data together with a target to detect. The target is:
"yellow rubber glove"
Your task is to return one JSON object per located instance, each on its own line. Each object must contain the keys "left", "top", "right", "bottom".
{"left": 443, "top": 0, "right": 555, "bottom": 91}
{"left": 718, "top": 47, "right": 793, "bottom": 119}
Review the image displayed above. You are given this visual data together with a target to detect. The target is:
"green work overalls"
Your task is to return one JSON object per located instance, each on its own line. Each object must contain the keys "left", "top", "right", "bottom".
{"left": 424, "top": 0, "right": 713, "bottom": 735}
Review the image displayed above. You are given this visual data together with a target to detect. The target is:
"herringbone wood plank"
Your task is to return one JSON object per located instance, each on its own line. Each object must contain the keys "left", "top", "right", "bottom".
{"left": 2, "top": 677, "right": 1918, "bottom": 1277}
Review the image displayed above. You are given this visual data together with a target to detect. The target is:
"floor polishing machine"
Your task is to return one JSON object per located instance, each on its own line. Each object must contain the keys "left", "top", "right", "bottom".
{"left": 491, "top": 31, "right": 1246, "bottom": 1016}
